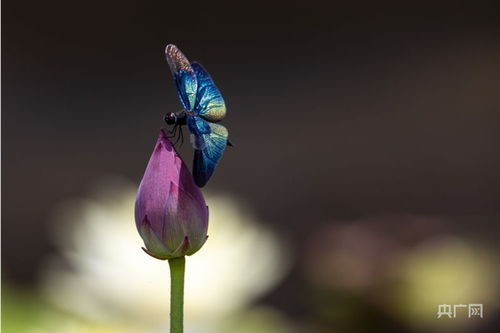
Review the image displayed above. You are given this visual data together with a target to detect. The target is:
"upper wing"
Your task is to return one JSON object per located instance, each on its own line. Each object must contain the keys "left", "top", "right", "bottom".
{"left": 191, "top": 62, "right": 226, "bottom": 122}
{"left": 165, "top": 44, "right": 197, "bottom": 111}
{"left": 187, "top": 116, "right": 228, "bottom": 187}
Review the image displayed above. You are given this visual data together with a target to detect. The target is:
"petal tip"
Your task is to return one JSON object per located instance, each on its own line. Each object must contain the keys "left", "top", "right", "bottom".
{"left": 141, "top": 247, "right": 168, "bottom": 260}
{"left": 158, "top": 129, "right": 174, "bottom": 152}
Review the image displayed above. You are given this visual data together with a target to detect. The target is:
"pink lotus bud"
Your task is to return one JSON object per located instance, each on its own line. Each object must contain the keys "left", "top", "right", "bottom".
{"left": 135, "top": 130, "right": 209, "bottom": 260}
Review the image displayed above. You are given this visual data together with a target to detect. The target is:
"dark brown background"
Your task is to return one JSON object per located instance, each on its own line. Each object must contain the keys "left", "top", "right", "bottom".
{"left": 3, "top": 1, "right": 500, "bottom": 331}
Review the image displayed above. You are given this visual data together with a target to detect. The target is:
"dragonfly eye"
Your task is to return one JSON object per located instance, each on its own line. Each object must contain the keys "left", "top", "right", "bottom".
{"left": 164, "top": 113, "right": 176, "bottom": 125}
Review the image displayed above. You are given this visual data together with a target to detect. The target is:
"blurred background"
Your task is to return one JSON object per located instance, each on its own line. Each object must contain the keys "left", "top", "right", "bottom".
{"left": 2, "top": 1, "right": 500, "bottom": 332}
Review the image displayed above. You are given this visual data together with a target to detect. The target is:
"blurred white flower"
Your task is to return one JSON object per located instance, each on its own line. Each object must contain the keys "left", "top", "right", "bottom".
{"left": 40, "top": 176, "right": 290, "bottom": 332}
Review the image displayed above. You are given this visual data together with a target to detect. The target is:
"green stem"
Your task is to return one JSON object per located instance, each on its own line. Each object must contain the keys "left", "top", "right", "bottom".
{"left": 168, "top": 256, "right": 185, "bottom": 333}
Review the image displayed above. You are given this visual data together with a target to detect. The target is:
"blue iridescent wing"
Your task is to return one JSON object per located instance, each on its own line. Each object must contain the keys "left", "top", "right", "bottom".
{"left": 165, "top": 44, "right": 197, "bottom": 111}
{"left": 191, "top": 62, "right": 226, "bottom": 122}
{"left": 187, "top": 116, "right": 228, "bottom": 187}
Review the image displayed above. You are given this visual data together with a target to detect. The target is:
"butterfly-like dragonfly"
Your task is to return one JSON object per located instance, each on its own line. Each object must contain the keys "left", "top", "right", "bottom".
{"left": 164, "top": 44, "right": 231, "bottom": 187}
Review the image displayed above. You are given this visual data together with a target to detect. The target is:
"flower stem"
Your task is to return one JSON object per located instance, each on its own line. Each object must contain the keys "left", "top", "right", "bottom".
{"left": 168, "top": 256, "right": 185, "bottom": 333}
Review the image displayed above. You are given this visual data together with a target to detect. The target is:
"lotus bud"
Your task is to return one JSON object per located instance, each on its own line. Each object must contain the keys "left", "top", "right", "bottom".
{"left": 135, "top": 130, "right": 208, "bottom": 259}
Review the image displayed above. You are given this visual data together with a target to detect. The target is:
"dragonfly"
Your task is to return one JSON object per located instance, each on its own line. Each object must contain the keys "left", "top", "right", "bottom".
{"left": 164, "top": 44, "right": 231, "bottom": 187}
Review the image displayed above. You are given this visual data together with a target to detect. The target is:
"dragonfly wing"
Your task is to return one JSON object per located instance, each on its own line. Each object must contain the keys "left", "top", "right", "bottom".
{"left": 191, "top": 62, "right": 226, "bottom": 122}
{"left": 165, "top": 44, "right": 197, "bottom": 111}
{"left": 187, "top": 115, "right": 211, "bottom": 150}
{"left": 187, "top": 116, "right": 228, "bottom": 187}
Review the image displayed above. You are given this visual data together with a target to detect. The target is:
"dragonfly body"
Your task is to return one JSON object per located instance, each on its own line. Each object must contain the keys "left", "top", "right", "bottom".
{"left": 164, "top": 44, "right": 230, "bottom": 187}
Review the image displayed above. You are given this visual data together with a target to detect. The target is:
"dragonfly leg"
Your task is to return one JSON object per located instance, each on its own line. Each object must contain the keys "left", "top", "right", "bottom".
{"left": 173, "top": 126, "right": 184, "bottom": 146}
{"left": 179, "top": 127, "right": 184, "bottom": 146}
{"left": 167, "top": 124, "right": 178, "bottom": 138}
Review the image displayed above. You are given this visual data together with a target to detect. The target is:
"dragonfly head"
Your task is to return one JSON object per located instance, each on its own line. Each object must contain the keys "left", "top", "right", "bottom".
{"left": 164, "top": 112, "right": 177, "bottom": 125}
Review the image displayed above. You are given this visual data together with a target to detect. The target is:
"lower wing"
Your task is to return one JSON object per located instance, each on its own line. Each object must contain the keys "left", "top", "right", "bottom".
{"left": 190, "top": 121, "right": 229, "bottom": 187}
